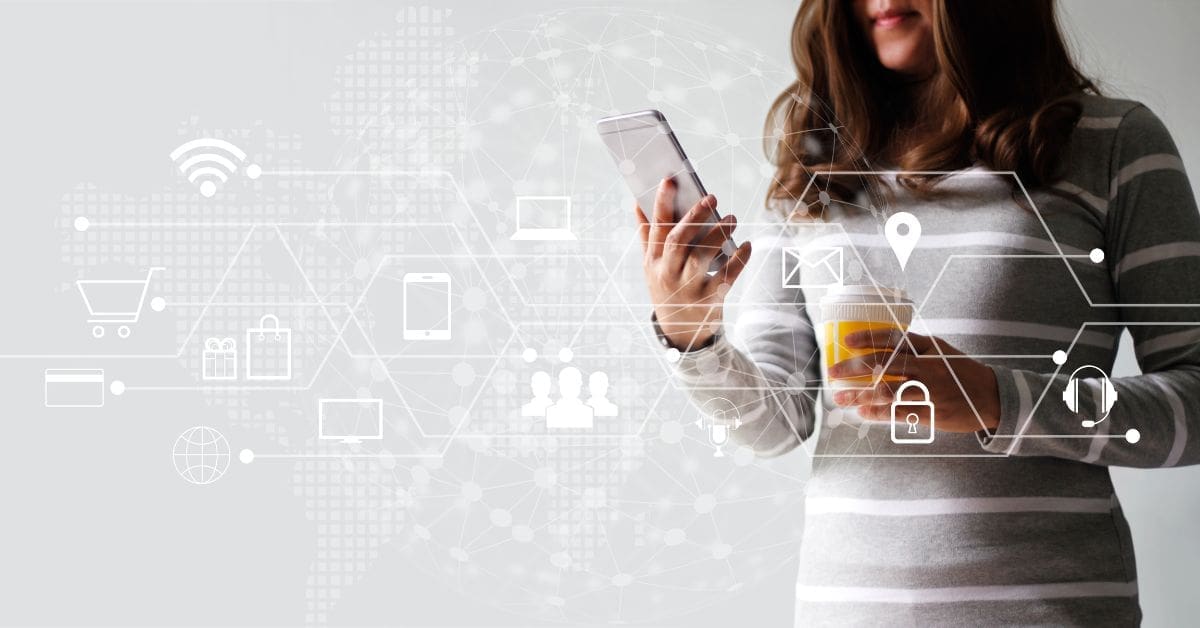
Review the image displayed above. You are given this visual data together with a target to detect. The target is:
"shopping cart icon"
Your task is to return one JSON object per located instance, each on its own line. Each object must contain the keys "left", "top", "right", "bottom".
{"left": 76, "top": 267, "right": 165, "bottom": 339}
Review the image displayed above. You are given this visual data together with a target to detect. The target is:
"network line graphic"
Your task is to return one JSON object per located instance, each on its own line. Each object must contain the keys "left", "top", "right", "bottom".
{"left": 27, "top": 5, "right": 1195, "bottom": 627}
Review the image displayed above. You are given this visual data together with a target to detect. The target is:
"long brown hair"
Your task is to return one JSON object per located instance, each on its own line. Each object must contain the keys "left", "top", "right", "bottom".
{"left": 766, "top": 0, "right": 1095, "bottom": 212}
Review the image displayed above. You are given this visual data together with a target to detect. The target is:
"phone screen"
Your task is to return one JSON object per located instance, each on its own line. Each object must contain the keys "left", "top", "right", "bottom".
{"left": 597, "top": 110, "right": 736, "bottom": 271}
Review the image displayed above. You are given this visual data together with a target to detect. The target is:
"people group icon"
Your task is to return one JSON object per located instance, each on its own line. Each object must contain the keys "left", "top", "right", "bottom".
{"left": 521, "top": 366, "right": 618, "bottom": 429}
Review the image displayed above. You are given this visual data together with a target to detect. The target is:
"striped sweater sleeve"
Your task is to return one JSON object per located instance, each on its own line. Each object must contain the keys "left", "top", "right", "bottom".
{"left": 981, "top": 105, "right": 1200, "bottom": 467}
{"left": 671, "top": 237, "right": 821, "bottom": 457}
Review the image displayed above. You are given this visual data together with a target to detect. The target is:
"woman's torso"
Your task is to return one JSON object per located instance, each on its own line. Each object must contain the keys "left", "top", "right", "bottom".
{"left": 788, "top": 95, "right": 1141, "bottom": 625}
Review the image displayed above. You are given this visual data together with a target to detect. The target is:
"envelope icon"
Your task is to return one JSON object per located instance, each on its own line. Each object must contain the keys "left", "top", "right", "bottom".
{"left": 782, "top": 246, "right": 843, "bottom": 288}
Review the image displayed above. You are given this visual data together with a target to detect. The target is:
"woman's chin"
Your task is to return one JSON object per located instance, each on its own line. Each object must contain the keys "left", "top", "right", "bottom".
{"left": 875, "top": 43, "right": 934, "bottom": 76}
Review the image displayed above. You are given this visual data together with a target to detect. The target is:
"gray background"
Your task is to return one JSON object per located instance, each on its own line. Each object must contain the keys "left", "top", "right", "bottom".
{"left": 0, "top": 1, "right": 1197, "bottom": 626}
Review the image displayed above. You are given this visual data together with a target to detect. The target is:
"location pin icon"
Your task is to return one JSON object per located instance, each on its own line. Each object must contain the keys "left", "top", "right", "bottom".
{"left": 885, "top": 211, "right": 921, "bottom": 270}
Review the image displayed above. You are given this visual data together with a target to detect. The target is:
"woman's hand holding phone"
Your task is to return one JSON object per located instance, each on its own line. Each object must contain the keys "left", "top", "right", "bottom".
{"left": 636, "top": 178, "right": 753, "bottom": 351}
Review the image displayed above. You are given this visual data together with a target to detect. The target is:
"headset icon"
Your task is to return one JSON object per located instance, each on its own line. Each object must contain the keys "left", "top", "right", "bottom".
{"left": 1061, "top": 364, "right": 1118, "bottom": 428}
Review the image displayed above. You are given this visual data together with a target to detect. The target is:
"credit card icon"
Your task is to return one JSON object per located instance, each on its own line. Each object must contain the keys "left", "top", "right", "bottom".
{"left": 44, "top": 369, "right": 106, "bottom": 408}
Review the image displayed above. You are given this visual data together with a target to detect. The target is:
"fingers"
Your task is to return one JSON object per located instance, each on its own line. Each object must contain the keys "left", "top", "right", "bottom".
{"left": 857, "top": 404, "right": 898, "bottom": 422}
{"left": 832, "top": 381, "right": 901, "bottom": 407}
{"left": 843, "top": 327, "right": 905, "bottom": 352}
{"left": 663, "top": 195, "right": 718, "bottom": 271}
{"left": 712, "top": 240, "right": 752, "bottom": 287}
{"left": 690, "top": 214, "right": 737, "bottom": 266}
{"left": 635, "top": 204, "right": 649, "bottom": 251}
{"left": 648, "top": 178, "right": 676, "bottom": 258}
{"left": 828, "top": 350, "right": 919, "bottom": 381}
{"left": 856, "top": 403, "right": 934, "bottom": 424}
{"left": 830, "top": 376, "right": 934, "bottom": 406}
{"left": 845, "top": 328, "right": 940, "bottom": 355}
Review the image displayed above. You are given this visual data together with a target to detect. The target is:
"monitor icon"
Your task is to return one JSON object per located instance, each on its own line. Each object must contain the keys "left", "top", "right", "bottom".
{"left": 318, "top": 398, "right": 384, "bottom": 444}
{"left": 510, "top": 196, "right": 576, "bottom": 241}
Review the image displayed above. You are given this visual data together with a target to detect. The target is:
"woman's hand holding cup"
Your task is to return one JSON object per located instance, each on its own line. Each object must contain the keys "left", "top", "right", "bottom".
{"left": 827, "top": 328, "right": 1001, "bottom": 433}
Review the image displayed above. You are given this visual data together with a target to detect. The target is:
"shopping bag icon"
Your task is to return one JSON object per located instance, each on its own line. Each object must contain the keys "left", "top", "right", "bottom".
{"left": 202, "top": 337, "right": 237, "bottom": 380}
{"left": 245, "top": 315, "right": 292, "bottom": 381}
{"left": 782, "top": 246, "right": 843, "bottom": 289}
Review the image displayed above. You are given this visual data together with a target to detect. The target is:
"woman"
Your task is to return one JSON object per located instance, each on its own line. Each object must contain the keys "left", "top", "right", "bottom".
{"left": 636, "top": 0, "right": 1200, "bottom": 624}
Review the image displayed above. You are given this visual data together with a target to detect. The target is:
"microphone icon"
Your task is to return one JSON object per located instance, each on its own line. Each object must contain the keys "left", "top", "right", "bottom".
{"left": 698, "top": 397, "right": 741, "bottom": 458}
{"left": 709, "top": 422, "right": 729, "bottom": 457}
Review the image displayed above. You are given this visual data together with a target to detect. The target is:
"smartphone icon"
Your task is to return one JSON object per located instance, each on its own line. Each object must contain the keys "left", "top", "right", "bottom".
{"left": 403, "top": 273, "right": 452, "bottom": 340}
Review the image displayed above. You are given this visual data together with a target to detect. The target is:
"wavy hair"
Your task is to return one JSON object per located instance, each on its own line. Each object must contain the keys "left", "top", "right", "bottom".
{"left": 765, "top": 0, "right": 1095, "bottom": 213}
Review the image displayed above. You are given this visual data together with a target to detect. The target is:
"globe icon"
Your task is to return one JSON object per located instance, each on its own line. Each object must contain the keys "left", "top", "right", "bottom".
{"left": 172, "top": 426, "right": 231, "bottom": 485}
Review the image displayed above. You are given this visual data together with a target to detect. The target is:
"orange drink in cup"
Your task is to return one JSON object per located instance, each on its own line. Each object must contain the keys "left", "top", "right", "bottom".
{"left": 819, "top": 285, "right": 914, "bottom": 386}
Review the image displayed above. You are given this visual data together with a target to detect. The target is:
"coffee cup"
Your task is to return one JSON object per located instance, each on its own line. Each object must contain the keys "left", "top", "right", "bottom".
{"left": 819, "top": 285, "right": 914, "bottom": 385}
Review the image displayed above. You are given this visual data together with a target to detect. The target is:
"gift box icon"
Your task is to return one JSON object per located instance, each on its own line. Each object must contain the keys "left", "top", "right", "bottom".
{"left": 202, "top": 337, "right": 237, "bottom": 381}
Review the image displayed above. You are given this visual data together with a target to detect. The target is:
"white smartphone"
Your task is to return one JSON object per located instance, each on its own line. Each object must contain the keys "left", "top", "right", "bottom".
{"left": 403, "top": 273, "right": 452, "bottom": 340}
{"left": 596, "top": 109, "right": 737, "bottom": 271}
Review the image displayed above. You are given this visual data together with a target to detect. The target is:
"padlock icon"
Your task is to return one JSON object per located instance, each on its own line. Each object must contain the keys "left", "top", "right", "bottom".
{"left": 891, "top": 380, "right": 935, "bottom": 444}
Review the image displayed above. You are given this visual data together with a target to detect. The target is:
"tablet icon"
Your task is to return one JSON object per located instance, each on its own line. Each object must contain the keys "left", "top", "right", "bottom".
{"left": 510, "top": 196, "right": 576, "bottom": 241}
{"left": 403, "top": 273, "right": 452, "bottom": 340}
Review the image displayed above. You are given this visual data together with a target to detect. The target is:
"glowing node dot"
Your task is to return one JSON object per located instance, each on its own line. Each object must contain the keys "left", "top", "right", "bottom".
{"left": 1089, "top": 248, "right": 1105, "bottom": 264}
{"left": 724, "top": 133, "right": 739, "bottom": 147}
{"left": 239, "top": 449, "right": 254, "bottom": 464}
{"left": 245, "top": 163, "right": 262, "bottom": 179}
{"left": 1126, "top": 428, "right": 1141, "bottom": 444}
{"left": 665, "top": 347, "right": 681, "bottom": 363}
{"left": 449, "top": 547, "right": 469, "bottom": 563}
{"left": 512, "top": 525, "right": 534, "bottom": 543}
{"left": 199, "top": 181, "right": 217, "bottom": 198}
{"left": 712, "top": 543, "right": 733, "bottom": 560}
{"left": 489, "top": 508, "right": 512, "bottom": 527}
{"left": 73, "top": 216, "right": 90, "bottom": 232}
{"left": 1052, "top": 350, "right": 1068, "bottom": 365}
{"left": 619, "top": 159, "right": 636, "bottom": 175}
{"left": 558, "top": 347, "right": 573, "bottom": 363}
{"left": 150, "top": 297, "right": 166, "bottom": 312}
{"left": 522, "top": 348, "right": 538, "bottom": 363}
{"left": 611, "top": 573, "right": 633, "bottom": 587}
{"left": 664, "top": 528, "right": 686, "bottom": 546}
{"left": 109, "top": 380, "right": 125, "bottom": 396}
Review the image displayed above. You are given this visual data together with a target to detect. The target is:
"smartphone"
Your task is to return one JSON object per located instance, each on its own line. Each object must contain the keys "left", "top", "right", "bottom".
{"left": 403, "top": 273, "right": 452, "bottom": 340}
{"left": 596, "top": 110, "right": 736, "bottom": 272}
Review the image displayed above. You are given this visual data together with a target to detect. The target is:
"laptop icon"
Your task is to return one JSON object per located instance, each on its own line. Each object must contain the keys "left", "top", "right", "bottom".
{"left": 510, "top": 196, "right": 576, "bottom": 241}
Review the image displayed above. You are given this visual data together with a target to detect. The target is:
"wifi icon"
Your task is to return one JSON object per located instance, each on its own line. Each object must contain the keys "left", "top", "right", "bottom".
{"left": 169, "top": 138, "right": 262, "bottom": 198}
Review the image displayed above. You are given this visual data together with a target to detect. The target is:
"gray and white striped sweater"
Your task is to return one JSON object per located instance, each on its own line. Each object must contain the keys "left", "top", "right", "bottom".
{"left": 673, "top": 96, "right": 1199, "bottom": 626}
